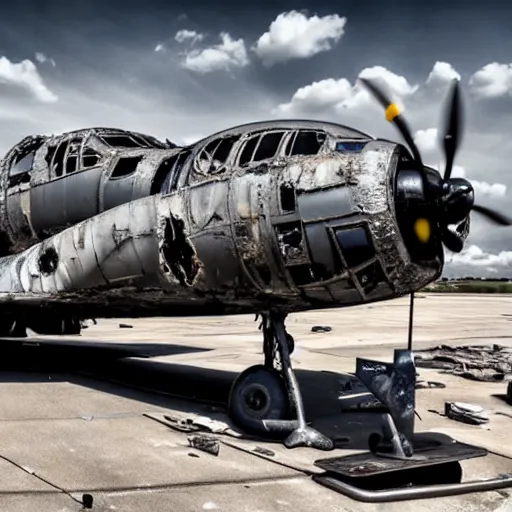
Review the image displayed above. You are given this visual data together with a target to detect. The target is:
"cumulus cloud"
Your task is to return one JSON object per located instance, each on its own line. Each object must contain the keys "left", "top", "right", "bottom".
{"left": 426, "top": 61, "right": 460, "bottom": 87}
{"left": 449, "top": 244, "right": 512, "bottom": 270}
{"left": 414, "top": 128, "right": 439, "bottom": 154}
{"left": 469, "top": 62, "right": 512, "bottom": 98}
{"left": 174, "top": 29, "right": 204, "bottom": 45}
{"left": 253, "top": 11, "right": 346, "bottom": 67}
{"left": 154, "top": 43, "right": 165, "bottom": 52}
{"left": 0, "top": 56, "right": 57, "bottom": 103}
{"left": 274, "top": 66, "right": 417, "bottom": 116}
{"left": 180, "top": 32, "right": 248, "bottom": 74}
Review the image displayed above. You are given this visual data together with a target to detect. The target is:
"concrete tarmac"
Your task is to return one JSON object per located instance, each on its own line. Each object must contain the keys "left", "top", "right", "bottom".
{"left": 0, "top": 293, "right": 511, "bottom": 511}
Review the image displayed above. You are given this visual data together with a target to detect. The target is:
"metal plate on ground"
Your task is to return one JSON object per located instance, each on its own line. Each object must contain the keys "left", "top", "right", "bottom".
{"left": 314, "top": 440, "right": 487, "bottom": 478}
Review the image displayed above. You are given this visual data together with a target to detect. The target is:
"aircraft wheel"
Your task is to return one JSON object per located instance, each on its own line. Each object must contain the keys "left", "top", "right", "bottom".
{"left": 228, "top": 364, "right": 291, "bottom": 436}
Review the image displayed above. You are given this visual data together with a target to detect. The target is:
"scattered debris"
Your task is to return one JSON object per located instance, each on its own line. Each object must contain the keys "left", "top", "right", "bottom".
{"left": 188, "top": 452, "right": 200, "bottom": 458}
{"left": 415, "top": 344, "right": 512, "bottom": 382}
{"left": 252, "top": 446, "right": 275, "bottom": 457}
{"left": 445, "top": 402, "right": 489, "bottom": 425}
{"left": 82, "top": 494, "right": 94, "bottom": 509}
{"left": 495, "top": 411, "right": 512, "bottom": 419}
{"left": 311, "top": 325, "right": 332, "bottom": 333}
{"left": 416, "top": 380, "right": 446, "bottom": 389}
{"left": 187, "top": 434, "right": 220, "bottom": 456}
{"left": 119, "top": 323, "right": 133, "bottom": 328}
{"left": 508, "top": 382, "right": 512, "bottom": 405}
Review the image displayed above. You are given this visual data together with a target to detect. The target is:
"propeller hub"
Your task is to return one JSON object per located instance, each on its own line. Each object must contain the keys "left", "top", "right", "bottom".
{"left": 440, "top": 178, "right": 475, "bottom": 225}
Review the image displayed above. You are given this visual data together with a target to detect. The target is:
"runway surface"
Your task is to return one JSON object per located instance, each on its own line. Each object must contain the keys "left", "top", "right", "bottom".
{"left": 0, "top": 293, "right": 511, "bottom": 511}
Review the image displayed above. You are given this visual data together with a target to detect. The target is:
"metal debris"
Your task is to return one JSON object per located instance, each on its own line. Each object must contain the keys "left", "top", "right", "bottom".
{"left": 82, "top": 494, "right": 94, "bottom": 509}
{"left": 445, "top": 402, "right": 489, "bottom": 425}
{"left": 187, "top": 435, "right": 220, "bottom": 456}
{"left": 119, "top": 323, "right": 133, "bottom": 329}
{"left": 311, "top": 325, "right": 332, "bottom": 333}
{"left": 416, "top": 380, "right": 446, "bottom": 389}
{"left": 415, "top": 344, "right": 512, "bottom": 382}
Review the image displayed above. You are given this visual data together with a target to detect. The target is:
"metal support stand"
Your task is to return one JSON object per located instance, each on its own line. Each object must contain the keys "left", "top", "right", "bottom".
{"left": 263, "top": 312, "right": 333, "bottom": 451}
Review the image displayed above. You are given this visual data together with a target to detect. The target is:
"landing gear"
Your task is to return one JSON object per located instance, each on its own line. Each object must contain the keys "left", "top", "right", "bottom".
{"left": 28, "top": 315, "right": 82, "bottom": 335}
{"left": 228, "top": 311, "right": 333, "bottom": 451}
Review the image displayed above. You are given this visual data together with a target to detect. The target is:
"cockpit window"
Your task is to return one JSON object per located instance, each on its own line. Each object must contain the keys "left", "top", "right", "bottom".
{"left": 335, "top": 141, "right": 367, "bottom": 153}
{"left": 286, "top": 130, "right": 326, "bottom": 156}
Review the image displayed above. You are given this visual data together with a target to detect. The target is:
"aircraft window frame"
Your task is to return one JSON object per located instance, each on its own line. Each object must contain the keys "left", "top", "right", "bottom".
{"left": 252, "top": 131, "right": 286, "bottom": 162}
{"left": 109, "top": 155, "right": 144, "bottom": 180}
{"left": 285, "top": 130, "right": 327, "bottom": 156}
{"left": 194, "top": 135, "right": 240, "bottom": 176}
{"left": 151, "top": 153, "right": 180, "bottom": 195}
{"left": 237, "top": 130, "right": 288, "bottom": 167}
{"left": 9, "top": 151, "right": 36, "bottom": 177}
{"left": 64, "top": 137, "right": 82, "bottom": 174}
{"left": 171, "top": 149, "right": 192, "bottom": 191}
{"left": 51, "top": 140, "right": 69, "bottom": 178}
{"left": 81, "top": 145, "right": 102, "bottom": 169}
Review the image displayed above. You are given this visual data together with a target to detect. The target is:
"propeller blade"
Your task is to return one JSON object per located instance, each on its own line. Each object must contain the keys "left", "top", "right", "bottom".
{"left": 441, "top": 226, "right": 464, "bottom": 253}
{"left": 472, "top": 204, "right": 512, "bottom": 225}
{"left": 359, "top": 78, "right": 423, "bottom": 168}
{"left": 442, "top": 79, "right": 463, "bottom": 180}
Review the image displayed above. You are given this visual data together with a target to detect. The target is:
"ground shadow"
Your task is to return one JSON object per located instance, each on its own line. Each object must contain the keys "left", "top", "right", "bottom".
{"left": 0, "top": 338, "right": 386, "bottom": 450}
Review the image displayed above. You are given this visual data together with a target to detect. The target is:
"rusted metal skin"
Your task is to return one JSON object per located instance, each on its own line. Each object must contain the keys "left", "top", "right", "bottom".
{"left": 0, "top": 122, "right": 442, "bottom": 319}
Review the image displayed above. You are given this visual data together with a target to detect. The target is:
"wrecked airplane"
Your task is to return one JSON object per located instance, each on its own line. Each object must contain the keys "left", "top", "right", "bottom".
{"left": 0, "top": 78, "right": 510, "bottom": 457}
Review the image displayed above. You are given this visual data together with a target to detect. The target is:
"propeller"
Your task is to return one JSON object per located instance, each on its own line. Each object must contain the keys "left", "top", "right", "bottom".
{"left": 359, "top": 77, "right": 512, "bottom": 254}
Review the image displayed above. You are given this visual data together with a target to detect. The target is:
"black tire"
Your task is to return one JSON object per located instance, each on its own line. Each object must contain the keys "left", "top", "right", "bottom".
{"left": 228, "top": 364, "right": 291, "bottom": 437}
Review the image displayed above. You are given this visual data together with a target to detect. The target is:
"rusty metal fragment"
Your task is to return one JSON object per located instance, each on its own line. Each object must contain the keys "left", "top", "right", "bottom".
{"left": 415, "top": 344, "right": 512, "bottom": 382}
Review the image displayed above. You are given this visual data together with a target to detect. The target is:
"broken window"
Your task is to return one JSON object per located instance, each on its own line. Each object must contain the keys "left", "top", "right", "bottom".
{"left": 171, "top": 150, "right": 191, "bottom": 190}
{"left": 280, "top": 184, "right": 296, "bottom": 213}
{"left": 110, "top": 156, "right": 143, "bottom": 179}
{"left": 335, "top": 225, "right": 375, "bottom": 268}
{"left": 151, "top": 154, "right": 179, "bottom": 195}
{"left": 10, "top": 151, "right": 36, "bottom": 176}
{"left": 52, "top": 141, "right": 68, "bottom": 178}
{"left": 239, "top": 136, "right": 259, "bottom": 166}
{"left": 253, "top": 131, "right": 285, "bottom": 162}
{"left": 100, "top": 135, "right": 144, "bottom": 149}
{"left": 65, "top": 137, "right": 82, "bottom": 174}
{"left": 286, "top": 130, "right": 326, "bottom": 156}
{"left": 45, "top": 146, "right": 57, "bottom": 167}
{"left": 82, "top": 147, "right": 101, "bottom": 168}
{"left": 196, "top": 136, "right": 239, "bottom": 174}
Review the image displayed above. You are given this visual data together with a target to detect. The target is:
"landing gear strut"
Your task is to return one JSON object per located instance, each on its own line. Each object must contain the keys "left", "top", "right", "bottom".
{"left": 228, "top": 311, "right": 333, "bottom": 451}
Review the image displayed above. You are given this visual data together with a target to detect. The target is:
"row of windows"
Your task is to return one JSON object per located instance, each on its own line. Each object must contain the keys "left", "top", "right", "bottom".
{"left": 8, "top": 128, "right": 330, "bottom": 186}
{"left": 196, "top": 129, "right": 327, "bottom": 175}
{"left": 8, "top": 133, "right": 168, "bottom": 179}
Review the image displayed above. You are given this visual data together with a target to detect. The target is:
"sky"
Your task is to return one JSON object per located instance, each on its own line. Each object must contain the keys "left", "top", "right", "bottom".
{"left": 1, "top": 0, "right": 512, "bottom": 278}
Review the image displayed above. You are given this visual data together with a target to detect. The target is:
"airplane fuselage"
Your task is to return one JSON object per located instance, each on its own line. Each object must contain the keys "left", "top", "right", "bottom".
{"left": 0, "top": 121, "right": 443, "bottom": 319}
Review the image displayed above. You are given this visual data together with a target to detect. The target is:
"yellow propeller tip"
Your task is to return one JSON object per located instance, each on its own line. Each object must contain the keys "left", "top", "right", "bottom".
{"left": 385, "top": 103, "right": 400, "bottom": 122}
{"left": 414, "top": 218, "right": 431, "bottom": 243}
